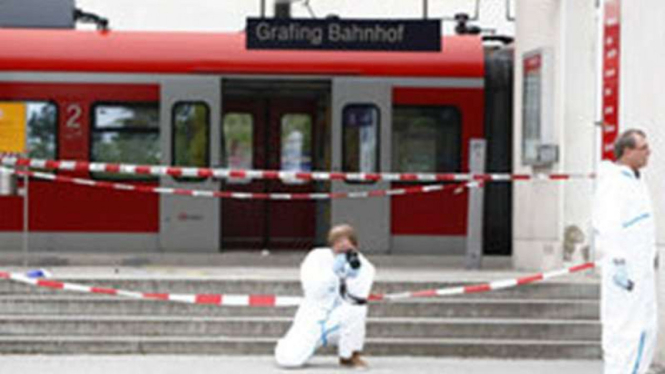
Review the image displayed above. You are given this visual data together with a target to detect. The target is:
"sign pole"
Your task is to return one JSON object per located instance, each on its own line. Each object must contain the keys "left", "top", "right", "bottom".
{"left": 465, "top": 139, "right": 486, "bottom": 270}
{"left": 22, "top": 153, "right": 28, "bottom": 267}
{"left": 0, "top": 102, "right": 28, "bottom": 265}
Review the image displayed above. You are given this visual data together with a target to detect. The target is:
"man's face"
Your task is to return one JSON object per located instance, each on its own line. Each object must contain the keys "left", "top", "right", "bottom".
{"left": 332, "top": 237, "right": 357, "bottom": 254}
{"left": 623, "top": 135, "right": 650, "bottom": 170}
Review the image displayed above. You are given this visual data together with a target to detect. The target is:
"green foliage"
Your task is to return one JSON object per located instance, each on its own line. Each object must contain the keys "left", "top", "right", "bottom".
{"left": 174, "top": 104, "right": 208, "bottom": 167}
{"left": 27, "top": 103, "right": 57, "bottom": 159}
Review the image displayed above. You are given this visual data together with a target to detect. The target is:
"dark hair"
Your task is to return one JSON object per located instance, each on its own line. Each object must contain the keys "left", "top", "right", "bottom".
{"left": 614, "top": 129, "right": 646, "bottom": 159}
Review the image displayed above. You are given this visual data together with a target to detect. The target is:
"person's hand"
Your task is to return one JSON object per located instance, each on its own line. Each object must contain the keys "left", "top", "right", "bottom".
{"left": 612, "top": 260, "right": 634, "bottom": 291}
{"left": 333, "top": 253, "right": 359, "bottom": 279}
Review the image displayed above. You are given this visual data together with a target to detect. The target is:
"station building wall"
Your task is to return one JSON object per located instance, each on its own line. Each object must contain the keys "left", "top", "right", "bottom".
{"left": 514, "top": 0, "right": 665, "bottom": 364}
{"left": 512, "top": 0, "right": 596, "bottom": 271}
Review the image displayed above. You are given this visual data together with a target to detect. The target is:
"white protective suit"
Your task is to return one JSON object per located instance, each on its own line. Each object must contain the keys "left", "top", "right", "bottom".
{"left": 274, "top": 247, "right": 375, "bottom": 368}
{"left": 592, "top": 161, "right": 658, "bottom": 374}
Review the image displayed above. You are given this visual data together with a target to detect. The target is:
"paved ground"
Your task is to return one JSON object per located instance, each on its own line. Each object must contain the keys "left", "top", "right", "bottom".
{"left": 0, "top": 356, "right": 604, "bottom": 374}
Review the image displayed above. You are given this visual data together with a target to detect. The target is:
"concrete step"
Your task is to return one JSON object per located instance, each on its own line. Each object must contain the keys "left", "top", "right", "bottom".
{"left": 0, "top": 336, "right": 602, "bottom": 359}
{"left": 0, "top": 315, "right": 601, "bottom": 341}
{"left": 0, "top": 278, "right": 600, "bottom": 300}
{"left": 0, "top": 295, "right": 600, "bottom": 320}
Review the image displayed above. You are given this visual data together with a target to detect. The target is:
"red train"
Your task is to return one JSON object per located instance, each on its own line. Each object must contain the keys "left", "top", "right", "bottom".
{"left": 0, "top": 29, "right": 512, "bottom": 255}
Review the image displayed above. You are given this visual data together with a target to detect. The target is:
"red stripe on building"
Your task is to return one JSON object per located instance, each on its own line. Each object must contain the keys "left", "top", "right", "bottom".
{"left": 602, "top": 0, "right": 621, "bottom": 160}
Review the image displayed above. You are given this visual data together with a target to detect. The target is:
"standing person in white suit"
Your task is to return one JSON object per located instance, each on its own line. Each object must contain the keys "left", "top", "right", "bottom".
{"left": 274, "top": 224, "right": 375, "bottom": 369}
{"left": 592, "top": 129, "right": 659, "bottom": 374}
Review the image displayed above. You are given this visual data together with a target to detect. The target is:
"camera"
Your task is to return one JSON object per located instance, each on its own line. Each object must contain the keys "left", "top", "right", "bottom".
{"left": 345, "top": 250, "right": 361, "bottom": 270}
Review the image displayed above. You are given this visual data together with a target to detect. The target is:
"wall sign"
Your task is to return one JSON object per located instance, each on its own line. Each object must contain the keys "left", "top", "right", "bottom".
{"left": 246, "top": 18, "right": 441, "bottom": 52}
{"left": 521, "top": 48, "right": 557, "bottom": 167}
{"left": 0, "top": 102, "right": 26, "bottom": 154}
{"left": 602, "top": 0, "right": 621, "bottom": 160}
{"left": 522, "top": 52, "right": 542, "bottom": 165}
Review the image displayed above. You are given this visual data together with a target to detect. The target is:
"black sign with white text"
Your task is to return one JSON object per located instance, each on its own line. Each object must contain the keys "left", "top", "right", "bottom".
{"left": 246, "top": 18, "right": 441, "bottom": 52}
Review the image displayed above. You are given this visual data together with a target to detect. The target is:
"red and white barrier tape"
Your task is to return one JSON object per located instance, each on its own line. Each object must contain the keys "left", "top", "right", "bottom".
{"left": 1, "top": 167, "right": 473, "bottom": 200}
{"left": 368, "top": 261, "right": 597, "bottom": 302}
{"left": 0, "top": 262, "right": 597, "bottom": 308}
{"left": 0, "top": 156, "right": 595, "bottom": 183}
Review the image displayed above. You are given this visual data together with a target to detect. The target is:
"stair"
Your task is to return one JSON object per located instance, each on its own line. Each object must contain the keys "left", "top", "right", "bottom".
{"left": 0, "top": 275, "right": 601, "bottom": 358}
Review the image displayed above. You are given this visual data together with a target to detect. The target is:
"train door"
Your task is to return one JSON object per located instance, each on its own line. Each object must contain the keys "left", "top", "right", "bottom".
{"left": 159, "top": 77, "right": 221, "bottom": 252}
{"left": 389, "top": 86, "right": 485, "bottom": 254}
{"left": 331, "top": 78, "right": 392, "bottom": 254}
{"left": 221, "top": 96, "right": 319, "bottom": 250}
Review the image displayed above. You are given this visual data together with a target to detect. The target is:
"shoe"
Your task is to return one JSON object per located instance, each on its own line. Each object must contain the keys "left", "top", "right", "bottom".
{"left": 339, "top": 352, "right": 368, "bottom": 369}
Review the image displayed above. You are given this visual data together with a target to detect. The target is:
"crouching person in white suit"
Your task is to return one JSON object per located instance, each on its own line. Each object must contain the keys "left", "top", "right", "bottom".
{"left": 275, "top": 224, "right": 376, "bottom": 369}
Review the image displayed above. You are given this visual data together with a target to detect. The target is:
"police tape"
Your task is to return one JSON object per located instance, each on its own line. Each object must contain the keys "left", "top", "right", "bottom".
{"left": 0, "top": 167, "right": 475, "bottom": 200}
{"left": 369, "top": 262, "right": 597, "bottom": 301}
{"left": 0, "top": 262, "right": 598, "bottom": 307}
{"left": 0, "top": 155, "right": 595, "bottom": 183}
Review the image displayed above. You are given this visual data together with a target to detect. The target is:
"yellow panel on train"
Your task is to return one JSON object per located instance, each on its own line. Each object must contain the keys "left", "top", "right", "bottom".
{"left": 0, "top": 102, "right": 26, "bottom": 153}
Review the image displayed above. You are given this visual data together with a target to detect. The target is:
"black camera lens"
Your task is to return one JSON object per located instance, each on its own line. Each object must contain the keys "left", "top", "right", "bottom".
{"left": 346, "top": 251, "right": 361, "bottom": 270}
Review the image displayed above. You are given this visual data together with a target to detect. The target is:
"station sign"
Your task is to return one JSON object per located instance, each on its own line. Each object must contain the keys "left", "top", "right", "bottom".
{"left": 0, "top": 102, "right": 26, "bottom": 153}
{"left": 246, "top": 18, "right": 441, "bottom": 52}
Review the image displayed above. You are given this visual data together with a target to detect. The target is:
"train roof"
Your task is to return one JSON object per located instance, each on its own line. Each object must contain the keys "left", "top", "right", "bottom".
{"left": 0, "top": 29, "right": 483, "bottom": 78}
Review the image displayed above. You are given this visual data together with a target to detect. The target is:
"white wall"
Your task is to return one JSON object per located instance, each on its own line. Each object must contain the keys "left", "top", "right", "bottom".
{"left": 620, "top": 0, "right": 665, "bottom": 365}
{"left": 512, "top": 0, "right": 597, "bottom": 271}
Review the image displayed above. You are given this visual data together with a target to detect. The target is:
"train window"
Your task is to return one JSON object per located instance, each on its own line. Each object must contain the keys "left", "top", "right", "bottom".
{"left": 91, "top": 103, "right": 159, "bottom": 180}
{"left": 222, "top": 113, "right": 253, "bottom": 170}
{"left": 281, "top": 113, "right": 313, "bottom": 185}
{"left": 172, "top": 102, "right": 210, "bottom": 180}
{"left": 222, "top": 112, "right": 253, "bottom": 184}
{"left": 392, "top": 106, "right": 462, "bottom": 173}
{"left": 281, "top": 114, "right": 312, "bottom": 171}
{"left": 0, "top": 101, "right": 57, "bottom": 159}
{"left": 342, "top": 104, "right": 380, "bottom": 173}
